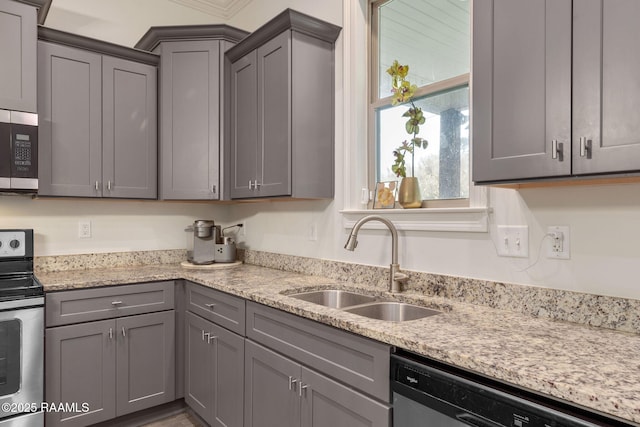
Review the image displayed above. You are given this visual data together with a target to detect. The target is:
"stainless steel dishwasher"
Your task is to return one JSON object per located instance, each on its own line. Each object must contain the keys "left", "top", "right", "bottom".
{"left": 391, "top": 350, "right": 633, "bottom": 427}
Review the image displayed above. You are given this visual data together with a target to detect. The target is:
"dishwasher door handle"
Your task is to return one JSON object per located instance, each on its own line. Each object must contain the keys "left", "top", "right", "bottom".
{"left": 456, "top": 413, "right": 501, "bottom": 427}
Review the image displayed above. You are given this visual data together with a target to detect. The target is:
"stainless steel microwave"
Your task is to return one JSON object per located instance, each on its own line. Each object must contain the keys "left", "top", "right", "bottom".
{"left": 0, "top": 110, "right": 38, "bottom": 192}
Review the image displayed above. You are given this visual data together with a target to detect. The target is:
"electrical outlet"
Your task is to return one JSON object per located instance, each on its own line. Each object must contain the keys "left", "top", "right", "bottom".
{"left": 496, "top": 225, "right": 529, "bottom": 258}
{"left": 78, "top": 220, "right": 91, "bottom": 238}
{"left": 308, "top": 222, "right": 318, "bottom": 241}
{"left": 547, "top": 226, "right": 570, "bottom": 259}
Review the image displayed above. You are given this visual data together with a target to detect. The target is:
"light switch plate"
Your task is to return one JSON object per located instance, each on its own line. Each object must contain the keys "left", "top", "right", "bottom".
{"left": 496, "top": 225, "right": 529, "bottom": 258}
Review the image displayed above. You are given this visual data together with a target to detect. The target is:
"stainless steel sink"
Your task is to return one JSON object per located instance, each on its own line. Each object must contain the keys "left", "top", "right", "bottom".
{"left": 344, "top": 302, "right": 440, "bottom": 322}
{"left": 288, "top": 290, "right": 378, "bottom": 309}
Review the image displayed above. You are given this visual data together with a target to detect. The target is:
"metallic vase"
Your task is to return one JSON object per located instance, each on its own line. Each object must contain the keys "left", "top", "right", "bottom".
{"left": 398, "top": 177, "right": 422, "bottom": 208}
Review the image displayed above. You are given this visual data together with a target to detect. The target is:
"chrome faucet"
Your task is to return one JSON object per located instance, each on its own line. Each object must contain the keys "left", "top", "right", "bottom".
{"left": 344, "top": 215, "right": 408, "bottom": 292}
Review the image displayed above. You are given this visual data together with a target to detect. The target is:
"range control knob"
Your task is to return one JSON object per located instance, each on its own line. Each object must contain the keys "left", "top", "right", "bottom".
{"left": 9, "top": 239, "right": 20, "bottom": 249}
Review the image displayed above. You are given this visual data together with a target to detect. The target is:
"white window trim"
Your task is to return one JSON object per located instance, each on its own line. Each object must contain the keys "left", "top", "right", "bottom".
{"left": 340, "top": 0, "right": 488, "bottom": 233}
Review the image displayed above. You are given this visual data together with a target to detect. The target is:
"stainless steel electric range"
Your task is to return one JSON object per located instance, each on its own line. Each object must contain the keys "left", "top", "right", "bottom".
{"left": 0, "top": 229, "right": 44, "bottom": 427}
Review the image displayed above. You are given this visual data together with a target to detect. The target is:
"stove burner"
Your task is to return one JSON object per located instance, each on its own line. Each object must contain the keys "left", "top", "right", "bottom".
{"left": 0, "top": 275, "right": 44, "bottom": 302}
{"left": 0, "top": 229, "right": 43, "bottom": 304}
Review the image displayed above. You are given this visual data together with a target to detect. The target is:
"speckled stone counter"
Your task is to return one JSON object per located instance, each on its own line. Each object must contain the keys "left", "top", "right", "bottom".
{"left": 37, "top": 260, "right": 640, "bottom": 425}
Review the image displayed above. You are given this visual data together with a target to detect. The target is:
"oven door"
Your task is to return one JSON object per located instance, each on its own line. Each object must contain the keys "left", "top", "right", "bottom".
{"left": 0, "top": 303, "right": 43, "bottom": 420}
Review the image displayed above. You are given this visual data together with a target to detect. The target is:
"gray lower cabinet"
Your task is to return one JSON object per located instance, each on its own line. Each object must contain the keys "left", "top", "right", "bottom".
{"left": 227, "top": 10, "right": 341, "bottom": 200}
{"left": 184, "top": 311, "right": 244, "bottom": 427}
{"left": 0, "top": 0, "right": 37, "bottom": 113}
{"left": 38, "top": 33, "right": 157, "bottom": 198}
{"left": 473, "top": 0, "right": 640, "bottom": 184}
{"left": 245, "top": 341, "right": 390, "bottom": 427}
{"left": 45, "top": 311, "right": 175, "bottom": 427}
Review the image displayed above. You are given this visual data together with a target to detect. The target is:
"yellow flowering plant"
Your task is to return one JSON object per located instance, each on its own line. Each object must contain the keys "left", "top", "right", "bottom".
{"left": 388, "top": 60, "right": 428, "bottom": 178}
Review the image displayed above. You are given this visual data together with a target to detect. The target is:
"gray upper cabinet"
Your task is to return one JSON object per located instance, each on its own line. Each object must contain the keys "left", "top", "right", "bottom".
{"left": 158, "top": 40, "right": 222, "bottom": 200}
{"left": 37, "top": 41, "right": 102, "bottom": 197}
{"left": 0, "top": 0, "right": 37, "bottom": 113}
{"left": 474, "top": 0, "right": 640, "bottom": 184}
{"left": 572, "top": 0, "right": 640, "bottom": 175}
{"left": 38, "top": 28, "right": 158, "bottom": 198}
{"left": 472, "top": 0, "right": 571, "bottom": 183}
{"left": 135, "top": 25, "right": 249, "bottom": 200}
{"left": 102, "top": 56, "right": 157, "bottom": 198}
{"left": 229, "top": 50, "right": 259, "bottom": 199}
{"left": 227, "top": 9, "right": 341, "bottom": 200}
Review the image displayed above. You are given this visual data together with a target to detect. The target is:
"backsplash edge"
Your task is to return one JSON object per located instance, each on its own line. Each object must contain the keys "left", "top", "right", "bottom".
{"left": 35, "top": 248, "right": 640, "bottom": 334}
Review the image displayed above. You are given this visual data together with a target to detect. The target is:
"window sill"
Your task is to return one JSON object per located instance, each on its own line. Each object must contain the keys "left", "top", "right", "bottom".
{"left": 340, "top": 207, "right": 490, "bottom": 233}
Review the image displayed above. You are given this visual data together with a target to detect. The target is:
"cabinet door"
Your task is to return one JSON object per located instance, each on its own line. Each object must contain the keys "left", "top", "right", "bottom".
{"left": 103, "top": 56, "right": 157, "bottom": 199}
{"left": 38, "top": 41, "right": 102, "bottom": 197}
{"left": 185, "top": 312, "right": 214, "bottom": 424}
{"left": 45, "top": 320, "right": 116, "bottom": 427}
{"left": 160, "top": 41, "right": 220, "bottom": 200}
{"left": 245, "top": 341, "right": 299, "bottom": 427}
{"left": 229, "top": 51, "right": 258, "bottom": 199}
{"left": 116, "top": 311, "right": 175, "bottom": 416}
{"left": 257, "top": 31, "right": 292, "bottom": 197}
{"left": 211, "top": 321, "right": 245, "bottom": 427}
{"left": 300, "top": 368, "right": 390, "bottom": 427}
{"left": 573, "top": 0, "right": 640, "bottom": 175}
{"left": 472, "top": 0, "right": 571, "bottom": 183}
{"left": 0, "top": 0, "right": 37, "bottom": 113}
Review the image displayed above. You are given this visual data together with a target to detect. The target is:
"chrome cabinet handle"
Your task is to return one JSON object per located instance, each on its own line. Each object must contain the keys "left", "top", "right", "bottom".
{"left": 248, "top": 180, "right": 254, "bottom": 190}
{"left": 107, "top": 180, "right": 112, "bottom": 191}
{"left": 207, "top": 334, "right": 217, "bottom": 344}
{"left": 203, "top": 331, "right": 210, "bottom": 341}
{"left": 551, "top": 140, "right": 563, "bottom": 161}
{"left": 298, "top": 383, "right": 308, "bottom": 397}
{"left": 121, "top": 327, "right": 126, "bottom": 337}
{"left": 288, "top": 376, "right": 298, "bottom": 391}
{"left": 205, "top": 303, "right": 215, "bottom": 310}
{"left": 111, "top": 301, "right": 123, "bottom": 306}
{"left": 109, "top": 328, "right": 113, "bottom": 340}
{"left": 211, "top": 184, "right": 216, "bottom": 193}
{"left": 95, "top": 181, "right": 100, "bottom": 191}
{"left": 580, "top": 137, "right": 592, "bottom": 158}
{"left": 255, "top": 181, "right": 261, "bottom": 189}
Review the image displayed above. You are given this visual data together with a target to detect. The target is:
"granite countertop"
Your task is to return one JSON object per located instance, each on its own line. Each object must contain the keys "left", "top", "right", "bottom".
{"left": 39, "top": 263, "right": 640, "bottom": 425}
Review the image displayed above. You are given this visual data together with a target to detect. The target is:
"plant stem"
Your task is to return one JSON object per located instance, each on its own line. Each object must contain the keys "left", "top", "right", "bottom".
{"left": 410, "top": 100, "right": 417, "bottom": 177}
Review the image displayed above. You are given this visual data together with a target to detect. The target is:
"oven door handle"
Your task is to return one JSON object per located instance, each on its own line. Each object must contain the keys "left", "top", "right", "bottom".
{"left": 456, "top": 413, "right": 501, "bottom": 427}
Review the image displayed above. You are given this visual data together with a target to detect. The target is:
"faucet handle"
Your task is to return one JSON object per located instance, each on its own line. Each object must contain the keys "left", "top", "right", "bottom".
{"left": 394, "top": 271, "right": 409, "bottom": 282}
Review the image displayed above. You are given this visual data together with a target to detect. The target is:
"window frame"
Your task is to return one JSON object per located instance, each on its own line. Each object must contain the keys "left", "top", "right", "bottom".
{"left": 339, "top": 0, "right": 488, "bottom": 233}
{"left": 369, "top": 0, "right": 472, "bottom": 208}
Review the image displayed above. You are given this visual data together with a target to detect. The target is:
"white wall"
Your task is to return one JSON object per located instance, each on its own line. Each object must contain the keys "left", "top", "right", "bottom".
{"left": 0, "top": 196, "right": 228, "bottom": 256}
{"left": 226, "top": 0, "right": 640, "bottom": 301}
{"left": 30, "top": 0, "right": 640, "bottom": 301}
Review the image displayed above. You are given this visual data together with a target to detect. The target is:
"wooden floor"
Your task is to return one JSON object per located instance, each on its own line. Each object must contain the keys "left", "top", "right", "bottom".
{"left": 142, "top": 411, "right": 204, "bottom": 427}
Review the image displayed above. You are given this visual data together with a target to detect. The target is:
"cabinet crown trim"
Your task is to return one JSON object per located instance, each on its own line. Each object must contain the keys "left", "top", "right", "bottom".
{"left": 14, "top": 0, "right": 50, "bottom": 24}
{"left": 134, "top": 24, "right": 250, "bottom": 51}
{"left": 38, "top": 26, "right": 160, "bottom": 66}
{"left": 225, "top": 8, "right": 342, "bottom": 63}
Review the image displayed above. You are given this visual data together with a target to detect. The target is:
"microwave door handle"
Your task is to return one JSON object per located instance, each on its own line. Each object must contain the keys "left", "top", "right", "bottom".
{"left": 456, "top": 413, "right": 501, "bottom": 427}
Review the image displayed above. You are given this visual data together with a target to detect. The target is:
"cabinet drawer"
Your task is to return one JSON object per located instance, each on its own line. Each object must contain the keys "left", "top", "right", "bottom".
{"left": 46, "top": 281, "right": 175, "bottom": 326}
{"left": 246, "top": 302, "right": 390, "bottom": 402}
{"left": 185, "top": 281, "right": 245, "bottom": 335}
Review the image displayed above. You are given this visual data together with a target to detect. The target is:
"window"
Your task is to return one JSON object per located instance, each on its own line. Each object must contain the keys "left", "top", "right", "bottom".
{"left": 371, "top": 0, "right": 471, "bottom": 207}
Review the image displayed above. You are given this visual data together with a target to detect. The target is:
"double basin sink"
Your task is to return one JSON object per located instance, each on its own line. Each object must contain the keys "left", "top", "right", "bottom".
{"left": 287, "top": 289, "right": 440, "bottom": 322}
